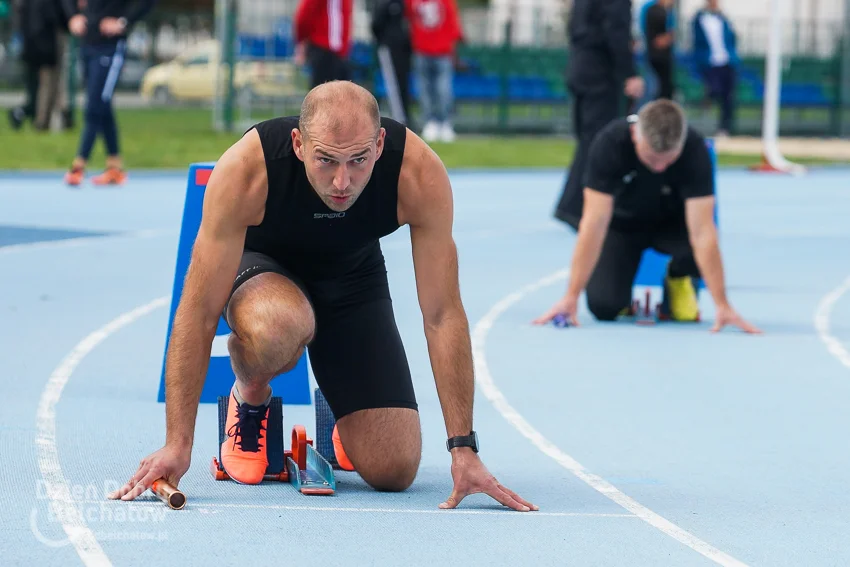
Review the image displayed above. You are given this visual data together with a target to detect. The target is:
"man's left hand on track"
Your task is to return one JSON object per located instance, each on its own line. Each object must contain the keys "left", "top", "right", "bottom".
{"left": 439, "top": 449, "right": 538, "bottom": 512}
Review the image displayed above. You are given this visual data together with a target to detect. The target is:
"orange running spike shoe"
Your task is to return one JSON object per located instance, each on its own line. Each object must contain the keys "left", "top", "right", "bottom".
{"left": 91, "top": 167, "right": 127, "bottom": 185}
{"left": 220, "top": 388, "right": 270, "bottom": 484}
{"left": 64, "top": 167, "right": 85, "bottom": 186}
{"left": 332, "top": 424, "right": 355, "bottom": 471}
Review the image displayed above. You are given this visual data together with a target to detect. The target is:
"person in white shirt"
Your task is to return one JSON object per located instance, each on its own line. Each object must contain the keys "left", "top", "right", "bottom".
{"left": 691, "top": 0, "right": 738, "bottom": 136}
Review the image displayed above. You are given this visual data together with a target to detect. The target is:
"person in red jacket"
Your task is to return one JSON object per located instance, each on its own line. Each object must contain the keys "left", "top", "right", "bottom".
{"left": 294, "top": 0, "right": 354, "bottom": 88}
{"left": 406, "top": 0, "right": 462, "bottom": 142}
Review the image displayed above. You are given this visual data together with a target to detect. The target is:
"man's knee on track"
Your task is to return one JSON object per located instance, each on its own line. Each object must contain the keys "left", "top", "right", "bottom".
{"left": 586, "top": 295, "right": 627, "bottom": 322}
{"left": 357, "top": 448, "right": 421, "bottom": 492}
{"left": 337, "top": 409, "right": 422, "bottom": 492}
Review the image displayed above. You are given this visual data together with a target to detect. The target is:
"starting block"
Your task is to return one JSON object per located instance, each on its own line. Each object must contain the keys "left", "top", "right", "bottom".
{"left": 210, "top": 395, "right": 336, "bottom": 495}
{"left": 158, "top": 163, "right": 310, "bottom": 405}
{"left": 626, "top": 288, "right": 702, "bottom": 326}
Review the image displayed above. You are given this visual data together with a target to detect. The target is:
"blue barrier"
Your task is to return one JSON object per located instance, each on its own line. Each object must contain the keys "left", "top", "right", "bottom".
{"left": 158, "top": 163, "right": 311, "bottom": 405}
{"left": 633, "top": 139, "right": 717, "bottom": 289}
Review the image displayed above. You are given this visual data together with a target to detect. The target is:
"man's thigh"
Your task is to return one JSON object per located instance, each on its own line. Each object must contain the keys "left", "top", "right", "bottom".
{"left": 586, "top": 228, "right": 649, "bottom": 320}
{"left": 651, "top": 231, "right": 700, "bottom": 278}
{"left": 308, "top": 297, "right": 417, "bottom": 420}
{"left": 308, "top": 297, "right": 421, "bottom": 484}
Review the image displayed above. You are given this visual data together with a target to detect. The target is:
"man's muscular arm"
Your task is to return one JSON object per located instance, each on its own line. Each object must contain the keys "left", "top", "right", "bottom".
{"left": 165, "top": 130, "right": 268, "bottom": 450}
{"left": 399, "top": 131, "right": 472, "bottom": 439}
{"left": 399, "top": 131, "right": 538, "bottom": 512}
{"left": 109, "top": 130, "right": 268, "bottom": 502}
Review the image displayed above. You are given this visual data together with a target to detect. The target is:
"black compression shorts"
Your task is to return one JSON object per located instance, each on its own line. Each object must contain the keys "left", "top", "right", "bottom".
{"left": 225, "top": 249, "right": 418, "bottom": 420}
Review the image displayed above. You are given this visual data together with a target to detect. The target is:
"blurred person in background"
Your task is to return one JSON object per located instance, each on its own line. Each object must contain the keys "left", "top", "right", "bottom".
{"left": 371, "top": 0, "right": 412, "bottom": 125}
{"left": 7, "top": 0, "right": 69, "bottom": 131}
{"left": 535, "top": 100, "right": 760, "bottom": 334}
{"left": 294, "top": 0, "right": 353, "bottom": 89}
{"left": 643, "top": 0, "right": 675, "bottom": 100}
{"left": 692, "top": 0, "right": 738, "bottom": 136}
{"left": 553, "top": 0, "right": 644, "bottom": 227}
{"left": 62, "top": 0, "right": 155, "bottom": 186}
{"left": 406, "top": 0, "right": 463, "bottom": 143}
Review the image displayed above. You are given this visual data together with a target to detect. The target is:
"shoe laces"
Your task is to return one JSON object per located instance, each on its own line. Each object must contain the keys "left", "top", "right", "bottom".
{"left": 226, "top": 403, "right": 267, "bottom": 453}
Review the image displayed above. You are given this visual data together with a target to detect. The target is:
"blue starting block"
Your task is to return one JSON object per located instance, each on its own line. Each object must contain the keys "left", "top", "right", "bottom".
{"left": 158, "top": 163, "right": 311, "bottom": 405}
{"left": 632, "top": 139, "right": 718, "bottom": 291}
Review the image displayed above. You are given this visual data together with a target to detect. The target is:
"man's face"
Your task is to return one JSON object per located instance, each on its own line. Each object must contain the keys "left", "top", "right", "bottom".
{"left": 630, "top": 125, "right": 682, "bottom": 173}
{"left": 292, "top": 121, "right": 385, "bottom": 212}
{"left": 707, "top": 0, "right": 720, "bottom": 11}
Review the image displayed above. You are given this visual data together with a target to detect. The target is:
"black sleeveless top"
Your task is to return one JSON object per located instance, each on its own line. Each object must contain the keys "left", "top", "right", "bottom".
{"left": 244, "top": 116, "right": 407, "bottom": 281}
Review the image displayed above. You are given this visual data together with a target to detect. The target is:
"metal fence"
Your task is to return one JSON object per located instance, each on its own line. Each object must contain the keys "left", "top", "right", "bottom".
{"left": 0, "top": 0, "right": 848, "bottom": 136}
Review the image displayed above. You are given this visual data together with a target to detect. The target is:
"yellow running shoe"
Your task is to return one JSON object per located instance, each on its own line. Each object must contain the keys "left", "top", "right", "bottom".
{"left": 662, "top": 273, "right": 700, "bottom": 322}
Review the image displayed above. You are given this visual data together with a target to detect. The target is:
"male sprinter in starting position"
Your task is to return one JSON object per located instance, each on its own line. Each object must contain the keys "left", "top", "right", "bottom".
{"left": 110, "top": 81, "right": 537, "bottom": 512}
{"left": 535, "top": 99, "right": 759, "bottom": 334}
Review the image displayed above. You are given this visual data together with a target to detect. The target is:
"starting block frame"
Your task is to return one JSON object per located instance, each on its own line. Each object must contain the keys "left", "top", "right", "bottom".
{"left": 158, "top": 163, "right": 310, "bottom": 404}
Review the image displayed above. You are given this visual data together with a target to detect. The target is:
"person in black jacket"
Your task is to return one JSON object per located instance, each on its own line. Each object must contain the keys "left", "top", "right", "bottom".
{"left": 370, "top": 0, "right": 412, "bottom": 125}
{"left": 7, "top": 0, "right": 66, "bottom": 130}
{"left": 62, "top": 0, "right": 155, "bottom": 186}
{"left": 644, "top": 0, "right": 675, "bottom": 100}
{"left": 553, "top": 0, "right": 644, "bottom": 229}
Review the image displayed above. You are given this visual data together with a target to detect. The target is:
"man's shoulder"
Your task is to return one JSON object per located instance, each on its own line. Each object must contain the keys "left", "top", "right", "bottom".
{"left": 247, "top": 116, "right": 299, "bottom": 161}
{"left": 682, "top": 125, "right": 710, "bottom": 155}
{"left": 380, "top": 116, "right": 409, "bottom": 153}
{"left": 594, "top": 117, "right": 633, "bottom": 150}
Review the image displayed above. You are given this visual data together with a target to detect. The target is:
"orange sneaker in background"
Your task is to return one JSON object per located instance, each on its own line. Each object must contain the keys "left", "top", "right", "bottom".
{"left": 64, "top": 167, "right": 84, "bottom": 186}
{"left": 332, "top": 424, "right": 355, "bottom": 471}
{"left": 91, "top": 167, "right": 127, "bottom": 185}
{"left": 220, "top": 388, "right": 270, "bottom": 484}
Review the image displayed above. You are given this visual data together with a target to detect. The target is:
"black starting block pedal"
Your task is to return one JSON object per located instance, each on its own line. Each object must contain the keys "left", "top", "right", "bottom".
{"left": 314, "top": 387, "right": 339, "bottom": 468}
{"left": 210, "top": 395, "right": 336, "bottom": 495}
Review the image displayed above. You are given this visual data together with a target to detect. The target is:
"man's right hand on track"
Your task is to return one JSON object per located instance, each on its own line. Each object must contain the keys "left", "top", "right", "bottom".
{"left": 532, "top": 294, "right": 580, "bottom": 327}
{"left": 108, "top": 445, "right": 190, "bottom": 501}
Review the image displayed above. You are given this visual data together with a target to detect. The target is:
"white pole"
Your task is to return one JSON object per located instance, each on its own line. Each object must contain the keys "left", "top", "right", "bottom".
{"left": 761, "top": 0, "right": 806, "bottom": 174}
{"left": 377, "top": 46, "right": 407, "bottom": 124}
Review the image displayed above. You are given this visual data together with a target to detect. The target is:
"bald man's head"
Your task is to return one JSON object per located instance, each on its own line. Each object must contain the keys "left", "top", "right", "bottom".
{"left": 291, "top": 81, "right": 387, "bottom": 213}
{"left": 299, "top": 81, "right": 381, "bottom": 141}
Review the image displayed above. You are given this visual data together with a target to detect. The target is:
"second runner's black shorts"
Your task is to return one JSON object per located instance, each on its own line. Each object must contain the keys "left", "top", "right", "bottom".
{"left": 224, "top": 249, "right": 418, "bottom": 421}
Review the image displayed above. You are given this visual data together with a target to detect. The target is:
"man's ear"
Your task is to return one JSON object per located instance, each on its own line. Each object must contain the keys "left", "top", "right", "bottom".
{"left": 374, "top": 127, "right": 386, "bottom": 160}
{"left": 292, "top": 128, "right": 306, "bottom": 162}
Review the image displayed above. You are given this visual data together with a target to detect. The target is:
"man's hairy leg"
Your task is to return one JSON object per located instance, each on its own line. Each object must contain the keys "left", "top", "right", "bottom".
{"left": 336, "top": 407, "right": 422, "bottom": 491}
{"left": 226, "top": 273, "right": 315, "bottom": 405}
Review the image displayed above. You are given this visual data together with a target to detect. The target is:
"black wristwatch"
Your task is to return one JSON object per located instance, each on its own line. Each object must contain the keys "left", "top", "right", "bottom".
{"left": 446, "top": 431, "right": 479, "bottom": 453}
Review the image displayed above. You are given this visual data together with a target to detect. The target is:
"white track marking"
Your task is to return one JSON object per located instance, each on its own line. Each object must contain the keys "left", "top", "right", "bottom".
{"left": 76, "top": 500, "right": 635, "bottom": 518}
{"left": 36, "top": 297, "right": 169, "bottom": 566}
{"left": 814, "top": 275, "right": 850, "bottom": 369}
{"left": 471, "top": 269, "right": 749, "bottom": 567}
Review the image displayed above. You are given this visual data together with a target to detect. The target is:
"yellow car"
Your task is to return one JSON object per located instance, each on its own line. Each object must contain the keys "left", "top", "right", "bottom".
{"left": 140, "top": 39, "right": 305, "bottom": 103}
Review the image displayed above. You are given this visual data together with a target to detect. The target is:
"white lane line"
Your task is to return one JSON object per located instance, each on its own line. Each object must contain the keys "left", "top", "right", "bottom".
{"left": 814, "top": 275, "right": 850, "bottom": 369}
{"left": 36, "top": 297, "right": 169, "bottom": 566}
{"left": 471, "top": 269, "right": 749, "bottom": 567}
{"left": 78, "top": 500, "right": 635, "bottom": 518}
{"left": 0, "top": 229, "right": 172, "bottom": 255}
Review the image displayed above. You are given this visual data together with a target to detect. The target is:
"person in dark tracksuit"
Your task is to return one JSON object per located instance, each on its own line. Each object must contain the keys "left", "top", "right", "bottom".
{"left": 644, "top": 0, "right": 676, "bottom": 100}
{"left": 62, "top": 0, "right": 155, "bottom": 186}
{"left": 553, "top": 0, "right": 644, "bottom": 229}
{"left": 8, "top": 0, "right": 68, "bottom": 131}
{"left": 370, "top": 0, "right": 412, "bottom": 125}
